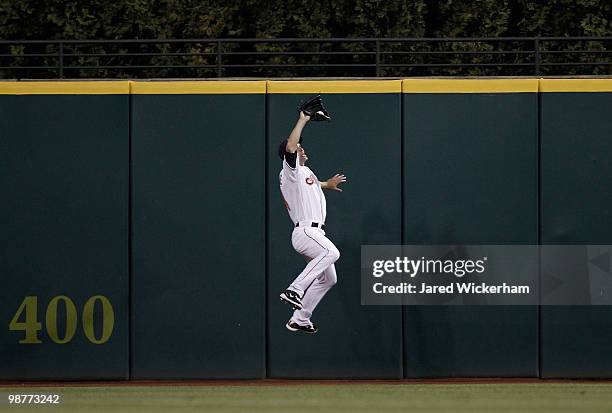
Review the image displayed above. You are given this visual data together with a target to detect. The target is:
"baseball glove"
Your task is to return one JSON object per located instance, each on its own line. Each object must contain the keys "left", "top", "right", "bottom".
{"left": 298, "top": 94, "right": 331, "bottom": 121}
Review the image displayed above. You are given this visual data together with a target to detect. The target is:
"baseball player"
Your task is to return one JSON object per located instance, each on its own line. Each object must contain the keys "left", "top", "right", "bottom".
{"left": 278, "top": 106, "right": 346, "bottom": 334}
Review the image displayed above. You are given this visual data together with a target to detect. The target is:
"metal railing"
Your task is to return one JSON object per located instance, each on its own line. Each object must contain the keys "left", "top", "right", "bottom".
{"left": 1, "top": 37, "right": 611, "bottom": 79}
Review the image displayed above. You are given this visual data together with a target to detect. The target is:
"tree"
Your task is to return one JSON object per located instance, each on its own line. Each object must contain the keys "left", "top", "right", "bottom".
{"left": 0, "top": 0, "right": 609, "bottom": 78}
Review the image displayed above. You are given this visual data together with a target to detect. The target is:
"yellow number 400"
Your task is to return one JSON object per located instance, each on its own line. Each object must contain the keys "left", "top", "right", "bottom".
{"left": 8, "top": 295, "right": 114, "bottom": 345}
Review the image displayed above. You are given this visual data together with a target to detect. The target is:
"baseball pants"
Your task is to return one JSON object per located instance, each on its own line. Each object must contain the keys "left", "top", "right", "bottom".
{"left": 288, "top": 226, "right": 339, "bottom": 326}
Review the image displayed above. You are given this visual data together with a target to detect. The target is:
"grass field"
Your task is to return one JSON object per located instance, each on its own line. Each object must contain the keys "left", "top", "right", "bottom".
{"left": 1, "top": 382, "right": 612, "bottom": 413}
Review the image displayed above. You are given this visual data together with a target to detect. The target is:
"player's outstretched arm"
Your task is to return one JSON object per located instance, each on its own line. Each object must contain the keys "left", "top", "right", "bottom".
{"left": 286, "top": 111, "right": 310, "bottom": 153}
{"left": 321, "top": 174, "right": 347, "bottom": 192}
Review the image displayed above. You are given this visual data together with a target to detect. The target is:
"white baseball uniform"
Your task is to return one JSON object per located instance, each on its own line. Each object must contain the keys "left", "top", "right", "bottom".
{"left": 279, "top": 153, "right": 339, "bottom": 327}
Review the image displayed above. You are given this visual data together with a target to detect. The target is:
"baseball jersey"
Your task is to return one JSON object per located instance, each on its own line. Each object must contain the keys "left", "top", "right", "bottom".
{"left": 279, "top": 154, "right": 327, "bottom": 225}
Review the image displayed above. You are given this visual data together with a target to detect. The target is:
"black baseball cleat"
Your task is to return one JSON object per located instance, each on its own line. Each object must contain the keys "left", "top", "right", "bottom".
{"left": 286, "top": 320, "right": 318, "bottom": 334}
{"left": 280, "top": 289, "right": 303, "bottom": 310}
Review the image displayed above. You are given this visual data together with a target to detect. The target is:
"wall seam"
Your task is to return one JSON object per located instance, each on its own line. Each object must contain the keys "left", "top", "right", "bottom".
{"left": 400, "top": 89, "right": 406, "bottom": 379}
{"left": 264, "top": 81, "right": 270, "bottom": 379}
{"left": 128, "top": 81, "right": 134, "bottom": 379}
{"left": 537, "top": 78, "right": 543, "bottom": 379}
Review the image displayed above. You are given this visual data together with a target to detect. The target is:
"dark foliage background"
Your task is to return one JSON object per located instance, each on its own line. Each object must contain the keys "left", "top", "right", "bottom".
{"left": 1, "top": 0, "right": 610, "bottom": 77}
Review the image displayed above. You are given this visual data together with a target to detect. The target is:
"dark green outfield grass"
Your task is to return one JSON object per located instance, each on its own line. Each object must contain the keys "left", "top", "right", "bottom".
{"left": 1, "top": 383, "right": 612, "bottom": 413}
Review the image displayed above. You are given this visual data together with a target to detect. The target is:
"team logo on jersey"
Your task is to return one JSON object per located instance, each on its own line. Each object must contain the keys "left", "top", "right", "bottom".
{"left": 305, "top": 175, "right": 315, "bottom": 185}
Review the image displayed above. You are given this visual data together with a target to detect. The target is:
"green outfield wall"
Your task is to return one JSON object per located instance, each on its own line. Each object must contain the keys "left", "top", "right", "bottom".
{"left": 129, "top": 81, "right": 267, "bottom": 379}
{"left": 1, "top": 78, "right": 611, "bottom": 380}
{"left": 539, "top": 79, "right": 612, "bottom": 378}
{"left": 0, "top": 82, "right": 130, "bottom": 379}
{"left": 266, "top": 81, "right": 402, "bottom": 378}
{"left": 402, "top": 79, "right": 539, "bottom": 377}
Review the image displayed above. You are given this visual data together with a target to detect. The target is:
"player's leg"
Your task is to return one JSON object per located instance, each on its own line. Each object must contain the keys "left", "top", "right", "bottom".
{"left": 287, "top": 227, "right": 339, "bottom": 298}
{"left": 291, "top": 263, "right": 337, "bottom": 326}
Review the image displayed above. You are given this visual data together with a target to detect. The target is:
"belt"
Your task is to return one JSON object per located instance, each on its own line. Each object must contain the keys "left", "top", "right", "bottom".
{"left": 295, "top": 221, "right": 325, "bottom": 230}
